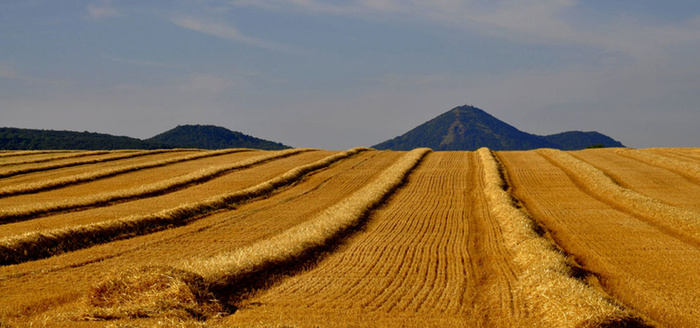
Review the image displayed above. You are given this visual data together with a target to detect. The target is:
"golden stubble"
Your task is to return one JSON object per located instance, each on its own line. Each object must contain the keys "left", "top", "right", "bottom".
{"left": 477, "top": 148, "right": 633, "bottom": 327}
{"left": 80, "top": 148, "right": 429, "bottom": 321}
{"left": 0, "top": 148, "right": 367, "bottom": 265}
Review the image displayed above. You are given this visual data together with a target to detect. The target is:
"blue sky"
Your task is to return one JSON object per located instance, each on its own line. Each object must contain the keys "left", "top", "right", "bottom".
{"left": 1, "top": 1, "right": 699, "bottom": 149}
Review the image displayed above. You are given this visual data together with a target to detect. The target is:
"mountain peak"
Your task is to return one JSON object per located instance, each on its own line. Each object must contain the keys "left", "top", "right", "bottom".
{"left": 373, "top": 104, "right": 623, "bottom": 151}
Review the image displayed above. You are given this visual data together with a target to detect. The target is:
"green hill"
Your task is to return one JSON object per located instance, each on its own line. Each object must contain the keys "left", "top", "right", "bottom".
{"left": 0, "top": 128, "right": 171, "bottom": 150}
{"left": 373, "top": 105, "right": 624, "bottom": 151}
{"left": 0, "top": 125, "right": 291, "bottom": 150}
{"left": 146, "top": 125, "right": 290, "bottom": 150}
{"left": 541, "top": 131, "right": 624, "bottom": 150}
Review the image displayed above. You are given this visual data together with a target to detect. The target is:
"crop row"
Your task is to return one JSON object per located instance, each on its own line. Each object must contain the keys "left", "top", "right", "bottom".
{"left": 0, "top": 148, "right": 366, "bottom": 265}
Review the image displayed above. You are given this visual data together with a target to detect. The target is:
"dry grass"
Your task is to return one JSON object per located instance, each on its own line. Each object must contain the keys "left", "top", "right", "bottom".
{"left": 0, "top": 151, "right": 113, "bottom": 167}
{"left": 81, "top": 148, "right": 429, "bottom": 320}
{"left": 227, "top": 151, "right": 521, "bottom": 327}
{"left": 185, "top": 148, "right": 429, "bottom": 282}
{"left": 499, "top": 149, "right": 700, "bottom": 327}
{"left": 85, "top": 266, "right": 224, "bottom": 321}
{"left": 477, "top": 148, "right": 634, "bottom": 327}
{"left": 0, "top": 150, "right": 179, "bottom": 179}
{"left": 0, "top": 149, "right": 307, "bottom": 223}
{"left": 570, "top": 149, "right": 700, "bottom": 213}
{"left": 0, "top": 148, "right": 366, "bottom": 265}
{"left": 0, "top": 150, "right": 395, "bottom": 328}
{"left": 614, "top": 148, "right": 700, "bottom": 181}
{"left": 539, "top": 148, "right": 700, "bottom": 246}
{"left": 0, "top": 149, "right": 252, "bottom": 198}
{"left": 0, "top": 150, "right": 73, "bottom": 158}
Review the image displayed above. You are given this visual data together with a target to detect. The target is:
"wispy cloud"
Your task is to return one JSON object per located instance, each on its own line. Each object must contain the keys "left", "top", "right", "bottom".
{"left": 232, "top": 0, "right": 700, "bottom": 61}
{"left": 169, "top": 16, "right": 302, "bottom": 54}
{"left": 87, "top": 1, "right": 120, "bottom": 20}
{"left": 0, "top": 62, "right": 63, "bottom": 86}
{"left": 231, "top": 0, "right": 371, "bottom": 16}
{"left": 104, "top": 55, "right": 179, "bottom": 68}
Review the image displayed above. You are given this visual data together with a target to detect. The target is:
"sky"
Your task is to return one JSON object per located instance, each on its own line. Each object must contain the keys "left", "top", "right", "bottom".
{"left": 1, "top": 0, "right": 699, "bottom": 150}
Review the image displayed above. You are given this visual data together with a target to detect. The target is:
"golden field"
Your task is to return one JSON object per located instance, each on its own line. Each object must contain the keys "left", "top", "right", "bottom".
{"left": 0, "top": 147, "right": 698, "bottom": 327}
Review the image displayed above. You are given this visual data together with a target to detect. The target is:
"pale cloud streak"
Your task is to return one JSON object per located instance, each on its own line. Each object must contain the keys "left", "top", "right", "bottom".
{"left": 232, "top": 0, "right": 700, "bottom": 61}
{"left": 87, "top": 1, "right": 120, "bottom": 20}
{"left": 0, "top": 62, "right": 63, "bottom": 86}
{"left": 169, "top": 16, "right": 302, "bottom": 54}
{"left": 104, "top": 56, "right": 179, "bottom": 68}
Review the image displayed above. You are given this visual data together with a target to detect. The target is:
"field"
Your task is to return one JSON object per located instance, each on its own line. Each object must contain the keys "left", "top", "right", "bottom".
{"left": 0, "top": 147, "right": 698, "bottom": 327}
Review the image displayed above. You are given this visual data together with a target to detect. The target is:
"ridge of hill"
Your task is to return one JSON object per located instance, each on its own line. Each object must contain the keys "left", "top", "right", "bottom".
{"left": 0, "top": 125, "right": 290, "bottom": 150}
{"left": 0, "top": 127, "right": 171, "bottom": 150}
{"left": 146, "top": 125, "right": 290, "bottom": 150}
{"left": 541, "top": 131, "right": 625, "bottom": 150}
{"left": 372, "top": 105, "right": 624, "bottom": 151}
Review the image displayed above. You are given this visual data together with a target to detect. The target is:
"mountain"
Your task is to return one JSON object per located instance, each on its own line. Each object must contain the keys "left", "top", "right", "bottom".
{"left": 372, "top": 105, "right": 624, "bottom": 151}
{"left": 146, "top": 125, "right": 290, "bottom": 150}
{"left": 0, "top": 125, "right": 290, "bottom": 150}
{"left": 0, "top": 127, "right": 172, "bottom": 150}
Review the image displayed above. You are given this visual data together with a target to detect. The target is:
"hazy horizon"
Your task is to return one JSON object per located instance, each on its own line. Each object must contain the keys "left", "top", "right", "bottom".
{"left": 2, "top": 1, "right": 699, "bottom": 149}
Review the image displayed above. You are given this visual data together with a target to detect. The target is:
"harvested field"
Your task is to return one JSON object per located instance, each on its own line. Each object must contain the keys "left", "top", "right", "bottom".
{"left": 0, "top": 149, "right": 308, "bottom": 222}
{"left": 0, "top": 149, "right": 182, "bottom": 179}
{"left": 0, "top": 149, "right": 403, "bottom": 325}
{"left": 569, "top": 149, "right": 700, "bottom": 212}
{"left": 228, "top": 151, "right": 510, "bottom": 326}
{"left": 647, "top": 147, "right": 700, "bottom": 162}
{"left": 0, "top": 148, "right": 698, "bottom": 327}
{"left": 614, "top": 148, "right": 700, "bottom": 183}
{"left": 0, "top": 151, "right": 111, "bottom": 167}
{"left": 0, "top": 148, "right": 253, "bottom": 198}
{"left": 0, "top": 149, "right": 258, "bottom": 205}
{"left": 0, "top": 150, "right": 76, "bottom": 159}
{"left": 228, "top": 150, "right": 632, "bottom": 327}
{"left": 498, "top": 150, "right": 700, "bottom": 327}
{"left": 0, "top": 150, "right": 202, "bottom": 189}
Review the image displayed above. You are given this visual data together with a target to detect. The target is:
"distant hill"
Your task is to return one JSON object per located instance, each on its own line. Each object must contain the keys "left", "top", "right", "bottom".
{"left": 541, "top": 131, "right": 624, "bottom": 150}
{"left": 147, "top": 125, "right": 290, "bottom": 150}
{"left": 0, "top": 127, "right": 172, "bottom": 150}
{"left": 372, "top": 105, "right": 624, "bottom": 151}
{"left": 0, "top": 125, "right": 291, "bottom": 150}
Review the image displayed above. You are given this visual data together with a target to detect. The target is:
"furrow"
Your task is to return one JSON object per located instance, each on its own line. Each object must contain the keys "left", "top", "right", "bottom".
{"left": 570, "top": 150, "right": 700, "bottom": 213}
{"left": 0, "top": 151, "right": 316, "bottom": 240}
{"left": 539, "top": 148, "right": 700, "bottom": 246}
{"left": 0, "top": 150, "right": 76, "bottom": 159}
{"left": 411, "top": 214, "right": 449, "bottom": 312}
{"left": 0, "top": 148, "right": 252, "bottom": 198}
{"left": 0, "top": 150, "right": 113, "bottom": 167}
{"left": 368, "top": 212, "right": 427, "bottom": 313}
{"left": 0, "top": 148, "right": 366, "bottom": 265}
{"left": 499, "top": 150, "right": 699, "bottom": 327}
{"left": 0, "top": 149, "right": 310, "bottom": 224}
{"left": 478, "top": 148, "right": 635, "bottom": 327}
{"left": 79, "top": 148, "right": 429, "bottom": 320}
{"left": 467, "top": 153, "right": 521, "bottom": 326}
{"left": 228, "top": 152, "right": 485, "bottom": 326}
{"left": 613, "top": 148, "right": 700, "bottom": 183}
{"left": 0, "top": 151, "right": 261, "bottom": 208}
{"left": 398, "top": 178, "right": 454, "bottom": 313}
{"left": 648, "top": 148, "right": 700, "bottom": 162}
{"left": 0, "top": 149, "right": 179, "bottom": 178}
{"left": 0, "top": 150, "right": 200, "bottom": 189}
{"left": 0, "top": 150, "right": 396, "bottom": 322}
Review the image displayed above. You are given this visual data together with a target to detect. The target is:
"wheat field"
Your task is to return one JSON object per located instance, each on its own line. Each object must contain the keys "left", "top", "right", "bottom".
{"left": 0, "top": 147, "right": 697, "bottom": 327}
